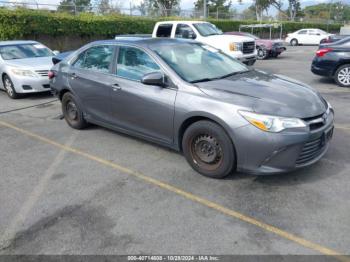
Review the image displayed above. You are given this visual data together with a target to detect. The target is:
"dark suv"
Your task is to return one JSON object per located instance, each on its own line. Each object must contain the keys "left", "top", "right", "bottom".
{"left": 311, "top": 37, "right": 350, "bottom": 87}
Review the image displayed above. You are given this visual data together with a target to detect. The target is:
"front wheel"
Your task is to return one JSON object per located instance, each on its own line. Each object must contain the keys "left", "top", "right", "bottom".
{"left": 62, "top": 92, "right": 88, "bottom": 129}
{"left": 334, "top": 64, "right": 350, "bottom": 87}
{"left": 257, "top": 48, "right": 268, "bottom": 60}
{"left": 290, "top": 39, "right": 298, "bottom": 46}
{"left": 182, "top": 120, "right": 236, "bottom": 179}
{"left": 3, "top": 75, "right": 19, "bottom": 99}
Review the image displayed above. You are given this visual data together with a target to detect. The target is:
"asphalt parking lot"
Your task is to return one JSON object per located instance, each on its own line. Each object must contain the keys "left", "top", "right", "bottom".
{"left": 0, "top": 46, "right": 349, "bottom": 259}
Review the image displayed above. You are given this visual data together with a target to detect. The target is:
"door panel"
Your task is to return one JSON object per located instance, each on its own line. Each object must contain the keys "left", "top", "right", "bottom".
{"left": 110, "top": 46, "right": 177, "bottom": 144}
{"left": 110, "top": 77, "right": 176, "bottom": 143}
{"left": 68, "top": 45, "right": 115, "bottom": 123}
{"left": 68, "top": 68, "right": 115, "bottom": 123}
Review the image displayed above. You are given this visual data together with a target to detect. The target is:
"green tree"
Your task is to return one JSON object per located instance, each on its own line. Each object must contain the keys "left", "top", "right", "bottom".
{"left": 57, "top": 0, "right": 91, "bottom": 13}
{"left": 286, "top": 0, "right": 303, "bottom": 21}
{"left": 242, "top": 5, "right": 256, "bottom": 20}
{"left": 194, "top": 0, "right": 232, "bottom": 17}
{"left": 152, "top": 0, "right": 180, "bottom": 16}
{"left": 304, "top": 2, "right": 349, "bottom": 22}
{"left": 98, "top": 0, "right": 110, "bottom": 14}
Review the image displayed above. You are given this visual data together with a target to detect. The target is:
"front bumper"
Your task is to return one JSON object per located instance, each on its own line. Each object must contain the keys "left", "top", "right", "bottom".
{"left": 225, "top": 50, "right": 257, "bottom": 63}
{"left": 10, "top": 74, "right": 51, "bottom": 94}
{"left": 231, "top": 111, "right": 334, "bottom": 175}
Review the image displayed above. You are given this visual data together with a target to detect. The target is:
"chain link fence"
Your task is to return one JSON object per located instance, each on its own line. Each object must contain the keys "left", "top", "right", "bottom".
{"left": 0, "top": 0, "right": 345, "bottom": 25}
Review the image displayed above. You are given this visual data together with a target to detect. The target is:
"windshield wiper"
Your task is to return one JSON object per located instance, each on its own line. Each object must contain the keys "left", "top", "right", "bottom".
{"left": 217, "top": 70, "right": 250, "bottom": 79}
{"left": 190, "top": 77, "right": 218, "bottom": 83}
{"left": 190, "top": 70, "right": 251, "bottom": 84}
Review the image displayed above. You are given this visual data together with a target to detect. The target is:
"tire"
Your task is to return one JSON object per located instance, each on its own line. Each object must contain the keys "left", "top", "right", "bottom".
{"left": 3, "top": 75, "right": 19, "bottom": 99}
{"left": 334, "top": 64, "right": 350, "bottom": 87}
{"left": 290, "top": 38, "right": 298, "bottom": 46}
{"left": 257, "top": 48, "right": 268, "bottom": 60}
{"left": 182, "top": 120, "right": 236, "bottom": 179}
{"left": 62, "top": 92, "right": 88, "bottom": 129}
{"left": 246, "top": 59, "right": 256, "bottom": 66}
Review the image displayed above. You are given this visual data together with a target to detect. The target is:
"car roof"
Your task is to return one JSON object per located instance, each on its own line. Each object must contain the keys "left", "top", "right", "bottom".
{"left": 90, "top": 38, "right": 196, "bottom": 48}
{"left": 156, "top": 21, "right": 207, "bottom": 24}
{"left": 0, "top": 40, "right": 38, "bottom": 46}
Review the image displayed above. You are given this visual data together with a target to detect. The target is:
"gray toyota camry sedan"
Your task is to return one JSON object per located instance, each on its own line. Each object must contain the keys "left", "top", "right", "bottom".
{"left": 50, "top": 38, "right": 334, "bottom": 178}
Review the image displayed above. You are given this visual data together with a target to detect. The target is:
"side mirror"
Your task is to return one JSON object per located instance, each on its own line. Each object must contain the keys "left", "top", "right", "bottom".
{"left": 53, "top": 50, "right": 60, "bottom": 55}
{"left": 141, "top": 72, "right": 166, "bottom": 87}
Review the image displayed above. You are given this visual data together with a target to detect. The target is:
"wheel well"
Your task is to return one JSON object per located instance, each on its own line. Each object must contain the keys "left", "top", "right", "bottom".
{"left": 2, "top": 73, "right": 8, "bottom": 82}
{"left": 59, "top": 89, "right": 70, "bottom": 101}
{"left": 178, "top": 116, "right": 232, "bottom": 152}
{"left": 333, "top": 63, "right": 350, "bottom": 76}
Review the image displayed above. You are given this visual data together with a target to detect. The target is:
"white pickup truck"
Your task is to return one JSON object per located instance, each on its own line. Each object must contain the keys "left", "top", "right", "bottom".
{"left": 152, "top": 21, "right": 257, "bottom": 65}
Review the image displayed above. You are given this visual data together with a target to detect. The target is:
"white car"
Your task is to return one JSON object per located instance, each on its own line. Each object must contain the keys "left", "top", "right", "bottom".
{"left": 151, "top": 21, "right": 257, "bottom": 65}
{"left": 0, "top": 40, "right": 58, "bottom": 99}
{"left": 285, "top": 29, "right": 332, "bottom": 46}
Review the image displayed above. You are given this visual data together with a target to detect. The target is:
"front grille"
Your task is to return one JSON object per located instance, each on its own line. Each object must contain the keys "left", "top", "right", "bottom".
{"left": 243, "top": 41, "right": 255, "bottom": 54}
{"left": 296, "top": 137, "right": 324, "bottom": 166}
{"left": 35, "top": 70, "right": 49, "bottom": 77}
{"left": 303, "top": 113, "right": 326, "bottom": 130}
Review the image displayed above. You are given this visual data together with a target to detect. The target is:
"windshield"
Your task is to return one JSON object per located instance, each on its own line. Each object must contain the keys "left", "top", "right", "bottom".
{"left": 0, "top": 43, "right": 53, "bottom": 60}
{"left": 318, "top": 29, "right": 327, "bottom": 35}
{"left": 193, "top": 23, "right": 222, "bottom": 36}
{"left": 152, "top": 42, "right": 249, "bottom": 83}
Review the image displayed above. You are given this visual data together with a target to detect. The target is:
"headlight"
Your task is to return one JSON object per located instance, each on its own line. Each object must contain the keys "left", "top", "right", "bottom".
{"left": 11, "top": 69, "right": 37, "bottom": 77}
{"left": 239, "top": 111, "right": 306, "bottom": 132}
{"left": 229, "top": 42, "right": 243, "bottom": 51}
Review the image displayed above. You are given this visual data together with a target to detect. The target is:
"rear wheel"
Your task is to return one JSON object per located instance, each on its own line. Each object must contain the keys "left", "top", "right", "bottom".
{"left": 335, "top": 64, "right": 350, "bottom": 87}
{"left": 182, "top": 120, "right": 236, "bottom": 179}
{"left": 290, "top": 38, "right": 298, "bottom": 46}
{"left": 62, "top": 92, "right": 88, "bottom": 129}
{"left": 3, "top": 75, "right": 19, "bottom": 99}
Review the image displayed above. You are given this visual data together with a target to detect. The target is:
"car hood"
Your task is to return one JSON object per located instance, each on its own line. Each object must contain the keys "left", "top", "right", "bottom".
{"left": 5, "top": 57, "right": 54, "bottom": 70}
{"left": 206, "top": 34, "right": 255, "bottom": 43}
{"left": 195, "top": 70, "right": 327, "bottom": 118}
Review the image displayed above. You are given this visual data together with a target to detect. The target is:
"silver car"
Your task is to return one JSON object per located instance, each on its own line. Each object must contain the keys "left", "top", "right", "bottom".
{"left": 0, "top": 40, "right": 57, "bottom": 99}
{"left": 50, "top": 38, "right": 334, "bottom": 178}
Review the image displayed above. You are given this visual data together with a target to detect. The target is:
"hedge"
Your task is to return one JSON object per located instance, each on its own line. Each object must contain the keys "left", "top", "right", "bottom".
{"left": 0, "top": 9, "right": 343, "bottom": 40}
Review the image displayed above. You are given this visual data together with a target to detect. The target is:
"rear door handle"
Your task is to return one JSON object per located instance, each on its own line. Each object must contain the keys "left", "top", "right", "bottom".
{"left": 111, "top": 83, "right": 121, "bottom": 91}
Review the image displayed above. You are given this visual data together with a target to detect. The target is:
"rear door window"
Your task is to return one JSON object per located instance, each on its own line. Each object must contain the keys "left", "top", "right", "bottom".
{"left": 156, "top": 24, "right": 173, "bottom": 37}
{"left": 175, "top": 24, "right": 196, "bottom": 39}
{"left": 298, "top": 30, "right": 307, "bottom": 35}
{"left": 73, "top": 45, "right": 114, "bottom": 73}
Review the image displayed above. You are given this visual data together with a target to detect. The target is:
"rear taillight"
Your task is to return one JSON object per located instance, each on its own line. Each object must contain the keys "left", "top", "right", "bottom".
{"left": 316, "top": 48, "right": 333, "bottom": 57}
{"left": 48, "top": 71, "right": 55, "bottom": 79}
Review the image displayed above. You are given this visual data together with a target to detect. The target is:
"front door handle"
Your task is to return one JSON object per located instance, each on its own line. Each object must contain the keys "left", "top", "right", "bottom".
{"left": 111, "top": 83, "right": 121, "bottom": 91}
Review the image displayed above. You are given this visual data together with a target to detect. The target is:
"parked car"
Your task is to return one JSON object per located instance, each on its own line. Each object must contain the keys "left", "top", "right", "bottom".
{"left": 286, "top": 29, "right": 332, "bottom": 46}
{"left": 224, "top": 31, "right": 286, "bottom": 59}
{"left": 52, "top": 51, "right": 73, "bottom": 65}
{"left": 312, "top": 38, "right": 350, "bottom": 87}
{"left": 50, "top": 38, "right": 334, "bottom": 178}
{"left": 0, "top": 40, "right": 58, "bottom": 99}
{"left": 320, "top": 34, "right": 350, "bottom": 44}
{"left": 151, "top": 21, "right": 257, "bottom": 65}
